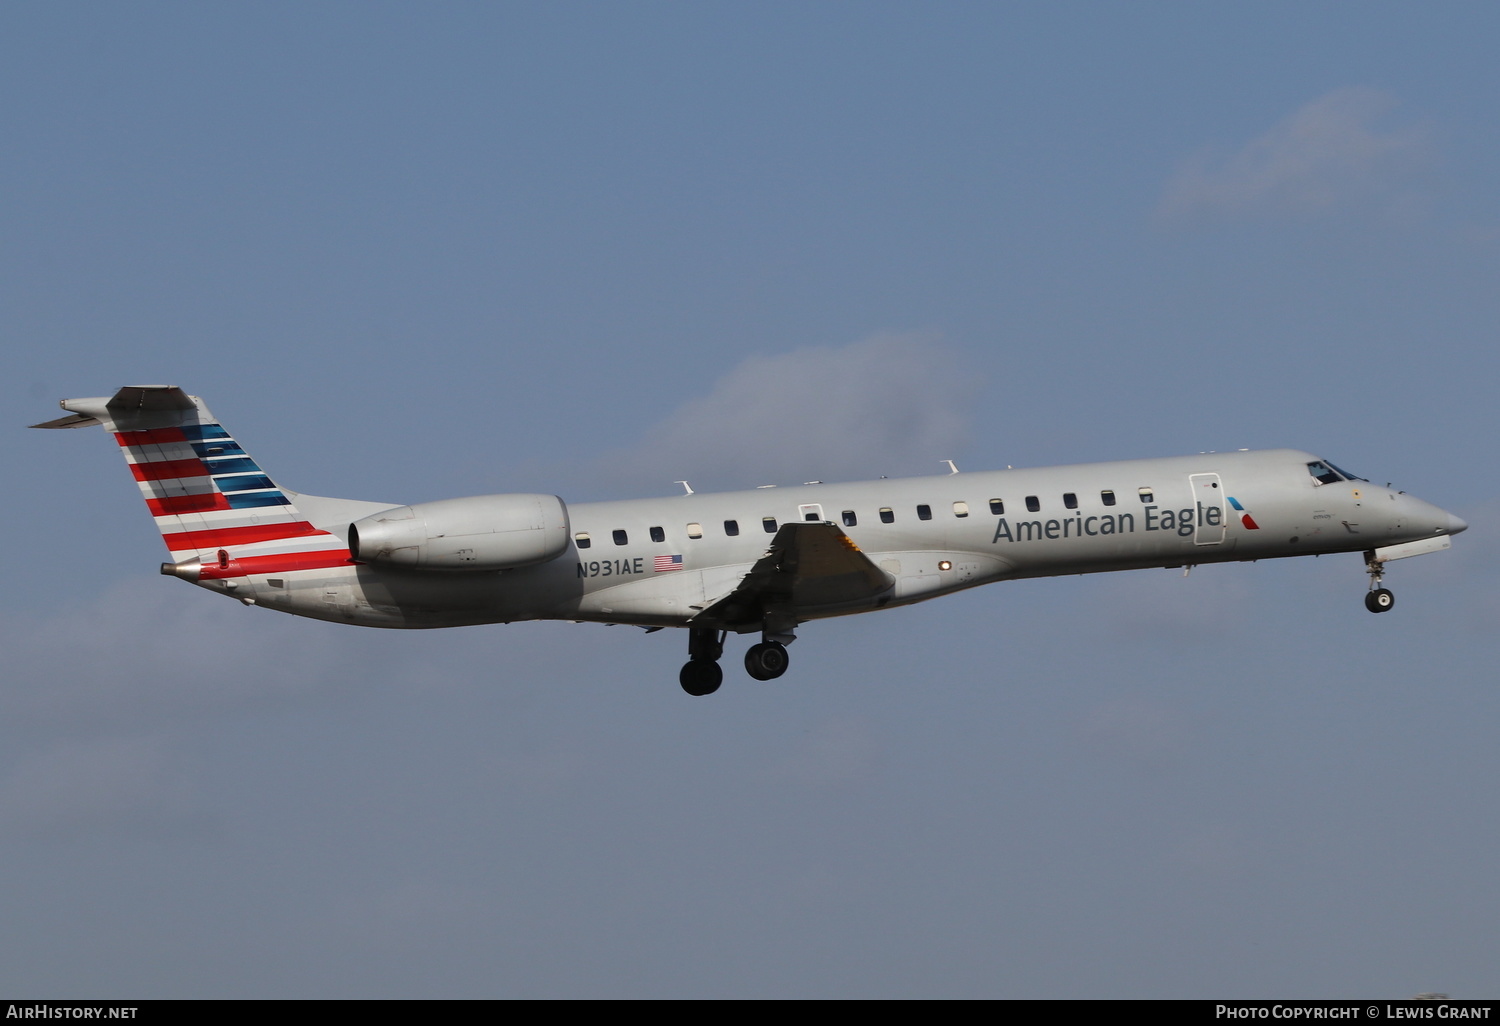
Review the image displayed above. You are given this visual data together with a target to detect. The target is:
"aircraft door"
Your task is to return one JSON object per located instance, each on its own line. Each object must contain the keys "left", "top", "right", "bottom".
{"left": 798, "top": 503, "right": 825, "bottom": 523}
{"left": 1189, "top": 473, "right": 1227, "bottom": 545}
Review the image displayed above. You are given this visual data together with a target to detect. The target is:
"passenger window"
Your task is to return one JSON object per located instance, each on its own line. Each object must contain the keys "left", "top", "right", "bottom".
{"left": 1307, "top": 461, "right": 1341, "bottom": 485}
{"left": 952, "top": 501, "right": 969, "bottom": 518}
{"left": 574, "top": 532, "right": 592, "bottom": 549}
{"left": 763, "top": 517, "right": 778, "bottom": 534}
{"left": 1138, "top": 488, "right": 1153, "bottom": 504}
{"left": 612, "top": 530, "right": 628, "bottom": 546}
{"left": 649, "top": 526, "right": 665, "bottom": 543}
{"left": 1025, "top": 496, "right": 1040, "bottom": 513}
{"left": 842, "top": 510, "right": 858, "bottom": 527}
{"left": 917, "top": 504, "right": 932, "bottom": 521}
{"left": 686, "top": 523, "right": 703, "bottom": 539}
{"left": 724, "top": 520, "right": 739, "bottom": 537}
{"left": 989, "top": 498, "right": 1004, "bottom": 515}
{"left": 1101, "top": 490, "right": 1116, "bottom": 507}
{"left": 1063, "top": 493, "right": 1078, "bottom": 510}
{"left": 879, "top": 508, "right": 895, "bottom": 524}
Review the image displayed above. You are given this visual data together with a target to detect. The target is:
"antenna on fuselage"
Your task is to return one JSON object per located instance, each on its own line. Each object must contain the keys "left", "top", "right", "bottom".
{"left": 675, "top": 481, "right": 694, "bottom": 495}
{"left": 941, "top": 460, "right": 959, "bottom": 475}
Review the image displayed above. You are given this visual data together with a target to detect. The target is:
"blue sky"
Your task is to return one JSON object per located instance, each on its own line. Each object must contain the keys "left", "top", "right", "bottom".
{"left": 3, "top": 2, "right": 1499, "bottom": 998}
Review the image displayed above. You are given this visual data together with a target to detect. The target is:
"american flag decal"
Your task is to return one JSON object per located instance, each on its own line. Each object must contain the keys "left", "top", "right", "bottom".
{"left": 654, "top": 554, "right": 684, "bottom": 573}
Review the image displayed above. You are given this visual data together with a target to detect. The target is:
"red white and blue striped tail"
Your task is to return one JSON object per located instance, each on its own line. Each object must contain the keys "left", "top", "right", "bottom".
{"left": 32, "top": 386, "right": 351, "bottom": 579}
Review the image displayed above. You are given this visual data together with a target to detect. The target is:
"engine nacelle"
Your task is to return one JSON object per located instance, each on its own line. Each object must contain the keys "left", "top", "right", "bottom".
{"left": 348, "top": 493, "right": 570, "bottom": 572}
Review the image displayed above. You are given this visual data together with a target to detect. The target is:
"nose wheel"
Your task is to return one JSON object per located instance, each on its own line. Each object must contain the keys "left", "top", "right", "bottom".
{"left": 1363, "top": 550, "right": 1395, "bottom": 613}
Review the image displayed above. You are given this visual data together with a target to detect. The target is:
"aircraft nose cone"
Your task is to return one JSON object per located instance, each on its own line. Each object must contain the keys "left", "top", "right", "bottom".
{"left": 1447, "top": 513, "right": 1468, "bottom": 535}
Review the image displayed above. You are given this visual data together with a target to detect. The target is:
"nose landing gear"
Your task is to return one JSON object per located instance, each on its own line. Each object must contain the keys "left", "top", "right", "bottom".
{"left": 1363, "top": 550, "right": 1395, "bottom": 613}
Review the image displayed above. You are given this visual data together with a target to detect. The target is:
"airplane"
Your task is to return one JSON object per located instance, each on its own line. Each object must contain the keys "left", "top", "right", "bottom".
{"left": 33, "top": 385, "right": 1468, "bottom": 696}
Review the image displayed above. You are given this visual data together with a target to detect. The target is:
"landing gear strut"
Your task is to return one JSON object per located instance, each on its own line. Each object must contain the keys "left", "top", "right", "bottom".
{"left": 1363, "top": 550, "right": 1395, "bottom": 613}
{"left": 678, "top": 626, "right": 796, "bottom": 693}
{"left": 679, "top": 628, "right": 725, "bottom": 696}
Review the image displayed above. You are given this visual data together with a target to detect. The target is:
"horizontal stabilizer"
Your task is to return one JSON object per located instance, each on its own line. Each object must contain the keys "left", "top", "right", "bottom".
{"left": 106, "top": 385, "right": 196, "bottom": 413}
{"left": 31, "top": 386, "right": 197, "bottom": 429}
{"left": 30, "top": 413, "right": 102, "bottom": 429}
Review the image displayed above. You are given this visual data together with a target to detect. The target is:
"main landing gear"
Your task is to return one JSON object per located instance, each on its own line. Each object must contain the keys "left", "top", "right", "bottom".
{"left": 679, "top": 628, "right": 725, "bottom": 696}
{"left": 1363, "top": 550, "right": 1395, "bottom": 614}
{"left": 678, "top": 627, "right": 793, "bottom": 695}
{"left": 744, "top": 641, "right": 790, "bottom": 681}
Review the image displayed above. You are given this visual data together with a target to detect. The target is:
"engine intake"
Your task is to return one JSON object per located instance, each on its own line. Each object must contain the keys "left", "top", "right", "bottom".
{"left": 348, "top": 493, "right": 570, "bottom": 571}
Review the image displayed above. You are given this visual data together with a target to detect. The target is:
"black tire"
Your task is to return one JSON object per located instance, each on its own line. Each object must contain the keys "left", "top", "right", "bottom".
{"left": 679, "top": 659, "right": 723, "bottom": 696}
{"left": 744, "top": 642, "right": 790, "bottom": 681}
{"left": 1365, "top": 588, "right": 1395, "bottom": 613}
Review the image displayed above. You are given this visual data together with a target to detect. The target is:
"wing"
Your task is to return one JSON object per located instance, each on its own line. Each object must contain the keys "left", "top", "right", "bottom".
{"left": 690, "top": 522, "right": 894, "bottom": 632}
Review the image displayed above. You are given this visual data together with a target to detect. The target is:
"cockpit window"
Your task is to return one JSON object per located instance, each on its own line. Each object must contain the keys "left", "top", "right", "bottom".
{"left": 1327, "top": 461, "right": 1366, "bottom": 482}
{"left": 1307, "top": 461, "right": 1342, "bottom": 485}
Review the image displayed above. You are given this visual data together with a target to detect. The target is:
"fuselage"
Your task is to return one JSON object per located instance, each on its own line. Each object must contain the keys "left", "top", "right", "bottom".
{"left": 37, "top": 386, "right": 1467, "bottom": 694}
{"left": 232, "top": 448, "right": 1463, "bottom": 631}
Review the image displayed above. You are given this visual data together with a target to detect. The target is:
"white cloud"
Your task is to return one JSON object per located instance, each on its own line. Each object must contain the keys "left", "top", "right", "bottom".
{"left": 1159, "top": 87, "right": 1431, "bottom": 220}
{"left": 603, "top": 333, "right": 975, "bottom": 493}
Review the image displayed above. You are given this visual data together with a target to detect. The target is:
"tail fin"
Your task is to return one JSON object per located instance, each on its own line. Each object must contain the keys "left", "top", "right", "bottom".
{"left": 33, "top": 386, "right": 351, "bottom": 578}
